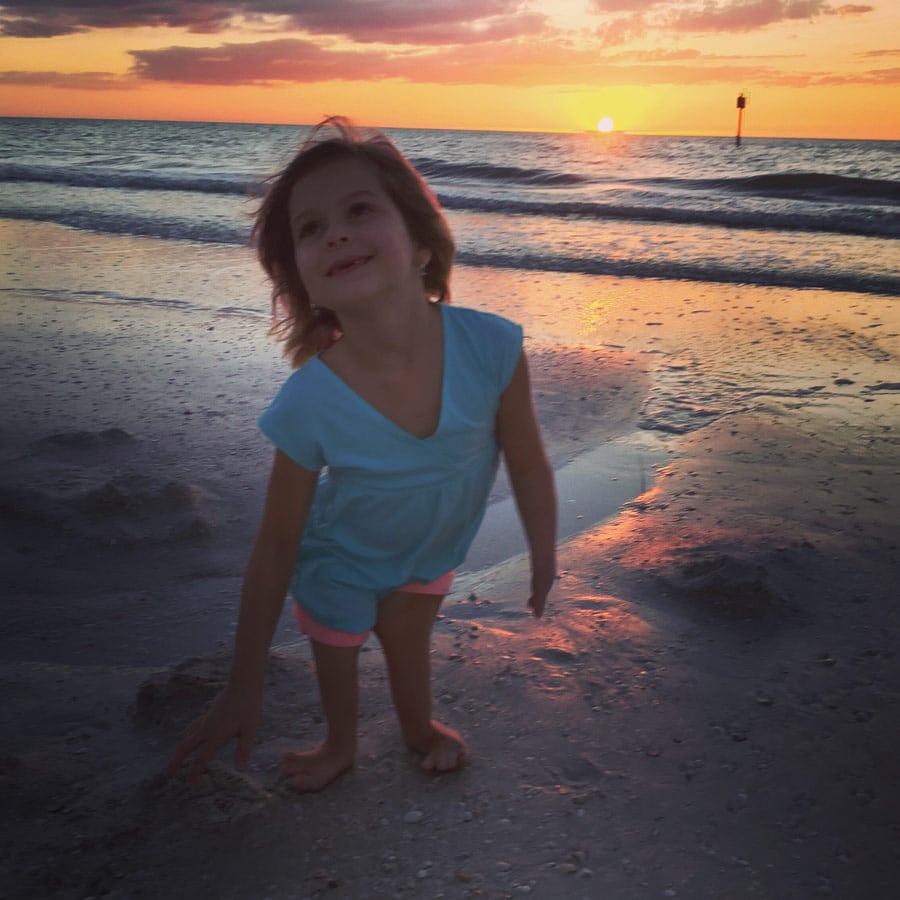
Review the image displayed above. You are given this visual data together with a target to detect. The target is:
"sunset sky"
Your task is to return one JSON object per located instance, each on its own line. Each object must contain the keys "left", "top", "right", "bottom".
{"left": 0, "top": 0, "right": 897, "bottom": 139}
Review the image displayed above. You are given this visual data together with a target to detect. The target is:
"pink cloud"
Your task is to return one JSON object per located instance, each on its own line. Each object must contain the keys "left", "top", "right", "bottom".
{"left": 669, "top": 0, "right": 834, "bottom": 33}
{"left": 857, "top": 48, "right": 900, "bottom": 57}
{"left": 120, "top": 34, "right": 884, "bottom": 88}
{"left": 130, "top": 38, "right": 396, "bottom": 84}
{"left": 0, "top": 69, "right": 128, "bottom": 88}
{"left": 589, "top": 0, "right": 661, "bottom": 12}
{"left": 130, "top": 37, "right": 602, "bottom": 86}
{"left": 596, "top": 13, "right": 649, "bottom": 45}
{"left": 810, "top": 65, "right": 900, "bottom": 83}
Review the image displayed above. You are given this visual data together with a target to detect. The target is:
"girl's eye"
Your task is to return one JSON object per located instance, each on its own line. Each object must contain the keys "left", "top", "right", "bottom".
{"left": 295, "top": 220, "right": 320, "bottom": 240}
{"left": 348, "top": 201, "right": 374, "bottom": 218}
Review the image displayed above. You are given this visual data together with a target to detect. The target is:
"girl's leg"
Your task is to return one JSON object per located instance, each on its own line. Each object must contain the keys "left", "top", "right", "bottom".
{"left": 373, "top": 591, "right": 469, "bottom": 772}
{"left": 281, "top": 639, "right": 359, "bottom": 791}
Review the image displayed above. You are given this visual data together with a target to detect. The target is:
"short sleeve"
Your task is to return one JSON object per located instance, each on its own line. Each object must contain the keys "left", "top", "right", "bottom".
{"left": 447, "top": 306, "right": 523, "bottom": 397}
{"left": 258, "top": 368, "right": 325, "bottom": 471}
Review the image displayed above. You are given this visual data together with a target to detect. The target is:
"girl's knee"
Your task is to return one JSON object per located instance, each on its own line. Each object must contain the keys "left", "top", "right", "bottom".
{"left": 375, "top": 592, "right": 442, "bottom": 641}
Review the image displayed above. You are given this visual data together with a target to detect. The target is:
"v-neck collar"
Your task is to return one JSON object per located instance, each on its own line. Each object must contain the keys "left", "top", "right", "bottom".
{"left": 311, "top": 304, "right": 448, "bottom": 442}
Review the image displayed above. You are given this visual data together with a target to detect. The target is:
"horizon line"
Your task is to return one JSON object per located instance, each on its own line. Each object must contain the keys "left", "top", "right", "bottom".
{"left": 2, "top": 113, "right": 896, "bottom": 143}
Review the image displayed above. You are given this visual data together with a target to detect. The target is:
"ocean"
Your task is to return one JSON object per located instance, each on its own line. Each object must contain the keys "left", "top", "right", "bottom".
{"left": 1, "top": 116, "right": 898, "bottom": 307}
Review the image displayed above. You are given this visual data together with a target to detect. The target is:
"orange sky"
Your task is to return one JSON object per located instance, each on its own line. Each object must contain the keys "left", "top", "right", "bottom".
{"left": 0, "top": 1, "right": 897, "bottom": 139}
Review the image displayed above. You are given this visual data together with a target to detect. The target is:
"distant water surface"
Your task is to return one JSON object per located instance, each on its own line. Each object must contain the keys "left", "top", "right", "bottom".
{"left": 1, "top": 117, "right": 898, "bottom": 301}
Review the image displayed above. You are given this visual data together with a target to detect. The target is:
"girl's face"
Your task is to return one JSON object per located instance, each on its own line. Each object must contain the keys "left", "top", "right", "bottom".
{"left": 288, "top": 156, "right": 429, "bottom": 315}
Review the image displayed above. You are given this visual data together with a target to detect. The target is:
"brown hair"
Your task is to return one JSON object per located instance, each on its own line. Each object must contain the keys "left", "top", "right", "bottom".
{"left": 253, "top": 116, "right": 455, "bottom": 367}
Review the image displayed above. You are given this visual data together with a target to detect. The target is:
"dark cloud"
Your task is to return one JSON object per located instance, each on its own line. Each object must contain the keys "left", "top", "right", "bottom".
{"left": 0, "top": 0, "right": 544, "bottom": 43}
{"left": 0, "top": 1, "right": 236, "bottom": 36}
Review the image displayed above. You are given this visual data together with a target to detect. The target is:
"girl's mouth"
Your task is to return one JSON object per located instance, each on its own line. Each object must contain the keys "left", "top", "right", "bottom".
{"left": 327, "top": 256, "right": 370, "bottom": 277}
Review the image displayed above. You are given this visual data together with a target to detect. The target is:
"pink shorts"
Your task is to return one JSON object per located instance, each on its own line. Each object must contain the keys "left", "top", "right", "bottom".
{"left": 292, "top": 571, "right": 455, "bottom": 648}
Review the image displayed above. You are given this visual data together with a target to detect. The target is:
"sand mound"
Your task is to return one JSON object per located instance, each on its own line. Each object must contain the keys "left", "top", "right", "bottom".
{"left": 3, "top": 428, "right": 214, "bottom": 552}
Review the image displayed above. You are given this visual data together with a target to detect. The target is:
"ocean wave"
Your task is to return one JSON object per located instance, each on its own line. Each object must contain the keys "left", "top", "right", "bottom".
{"left": 0, "top": 157, "right": 590, "bottom": 193}
{"left": 456, "top": 249, "right": 900, "bottom": 298}
{"left": 0, "top": 205, "right": 247, "bottom": 245}
{"left": 0, "top": 162, "right": 265, "bottom": 197}
{"left": 3, "top": 213, "right": 895, "bottom": 298}
{"left": 410, "top": 156, "right": 591, "bottom": 187}
{"left": 439, "top": 193, "right": 899, "bottom": 239}
{"left": 5, "top": 187, "right": 891, "bottom": 241}
{"left": 5, "top": 161, "right": 897, "bottom": 239}
{"left": 710, "top": 172, "right": 900, "bottom": 205}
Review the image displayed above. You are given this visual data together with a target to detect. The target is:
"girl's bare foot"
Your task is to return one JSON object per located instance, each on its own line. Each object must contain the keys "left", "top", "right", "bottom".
{"left": 280, "top": 742, "right": 355, "bottom": 792}
{"left": 409, "top": 720, "right": 469, "bottom": 773}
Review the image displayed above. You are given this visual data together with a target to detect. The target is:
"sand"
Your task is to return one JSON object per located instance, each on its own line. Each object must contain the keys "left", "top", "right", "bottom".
{"left": 2, "top": 258, "right": 899, "bottom": 899}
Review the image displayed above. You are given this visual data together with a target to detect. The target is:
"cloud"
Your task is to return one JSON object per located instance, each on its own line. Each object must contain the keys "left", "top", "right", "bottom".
{"left": 130, "top": 38, "right": 396, "bottom": 84}
{"left": 129, "top": 36, "right": 606, "bottom": 86}
{"left": 827, "top": 4, "right": 874, "bottom": 13}
{"left": 125, "top": 33, "right": 897, "bottom": 89}
{"left": 589, "top": 0, "right": 662, "bottom": 12}
{"left": 0, "top": 1, "right": 235, "bottom": 36}
{"left": 668, "top": 0, "right": 837, "bottom": 33}
{"left": 811, "top": 65, "right": 900, "bottom": 84}
{"left": 0, "top": 69, "right": 128, "bottom": 88}
{"left": 9, "top": 45, "right": 897, "bottom": 92}
{"left": 336, "top": 11, "right": 549, "bottom": 46}
{"left": 590, "top": 0, "right": 868, "bottom": 45}
{"left": 857, "top": 48, "right": 900, "bottom": 57}
{"left": 0, "top": 0, "right": 546, "bottom": 44}
{"left": 278, "top": 0, "right": 548, "bottom": 45}
{"left": 596, "top": 12, "right": 649, "bottom": 45}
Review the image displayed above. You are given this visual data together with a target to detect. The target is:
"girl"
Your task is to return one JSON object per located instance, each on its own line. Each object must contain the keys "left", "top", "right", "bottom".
{"left": 167, "top": 117, "right": 556, "bottom": 792}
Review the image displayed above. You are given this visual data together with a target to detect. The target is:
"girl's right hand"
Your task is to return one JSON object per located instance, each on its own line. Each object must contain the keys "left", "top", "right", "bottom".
{"left": 164, "top": 685, "right": 262, "bottom": 785}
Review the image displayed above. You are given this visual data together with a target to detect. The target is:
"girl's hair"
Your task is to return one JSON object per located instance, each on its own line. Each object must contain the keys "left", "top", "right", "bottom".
{"left": 253, "top": 116, "right": 456, "bottom": 367}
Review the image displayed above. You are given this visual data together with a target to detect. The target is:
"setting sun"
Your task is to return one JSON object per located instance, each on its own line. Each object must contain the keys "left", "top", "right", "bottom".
{"left": 597, "top": 117, "right": 614, "bottom": 133}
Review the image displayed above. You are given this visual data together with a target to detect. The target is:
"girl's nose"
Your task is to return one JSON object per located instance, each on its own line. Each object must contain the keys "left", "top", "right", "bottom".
{"left": 327, "top": 235, "right": 349, "bottom": 247}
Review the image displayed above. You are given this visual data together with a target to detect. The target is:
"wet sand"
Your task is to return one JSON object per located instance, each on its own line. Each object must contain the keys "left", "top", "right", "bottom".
{"left": 2, "top": 253, "right": 899, "bottom": 898}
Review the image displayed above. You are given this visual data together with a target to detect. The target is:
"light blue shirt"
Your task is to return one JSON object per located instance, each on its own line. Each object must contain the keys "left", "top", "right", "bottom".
{"left": 258, "top": 304, "right": 523, "bottom": 632}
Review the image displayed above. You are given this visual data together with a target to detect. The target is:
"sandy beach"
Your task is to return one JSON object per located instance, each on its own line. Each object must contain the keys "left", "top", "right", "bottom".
{"left": 2, "top": 239, "right": 899, "bottom": 898}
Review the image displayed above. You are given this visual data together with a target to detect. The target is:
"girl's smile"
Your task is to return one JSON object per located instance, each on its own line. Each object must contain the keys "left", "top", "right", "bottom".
{"left": 327, "top": 253, "right": 372, "bottom": 277}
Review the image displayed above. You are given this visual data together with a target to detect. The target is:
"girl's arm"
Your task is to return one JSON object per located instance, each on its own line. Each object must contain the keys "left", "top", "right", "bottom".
{"left": 166, "top": 449, "right": 319, "bottom": 783}
{"left": 496, "top": 350, "right": 557, "bottom": 617}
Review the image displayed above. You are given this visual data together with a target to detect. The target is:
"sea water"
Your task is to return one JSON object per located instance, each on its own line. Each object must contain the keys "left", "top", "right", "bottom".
{"left": 1, "top": 116, "right": 898, "bottom": 306}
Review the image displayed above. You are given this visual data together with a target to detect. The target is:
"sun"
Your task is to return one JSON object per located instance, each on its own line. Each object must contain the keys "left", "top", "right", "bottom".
{"left": 597, "top": 116, "right": 615, "bottom": 133}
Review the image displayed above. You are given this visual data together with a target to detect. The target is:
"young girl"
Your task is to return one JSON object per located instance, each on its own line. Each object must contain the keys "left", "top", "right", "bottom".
{"left": 167, "top": 117, "right": 556, "bottom": 792}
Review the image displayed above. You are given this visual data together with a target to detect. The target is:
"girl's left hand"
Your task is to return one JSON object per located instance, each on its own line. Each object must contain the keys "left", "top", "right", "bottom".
{"left": 528, "top": 592, "right": 548, "bottom": 618}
